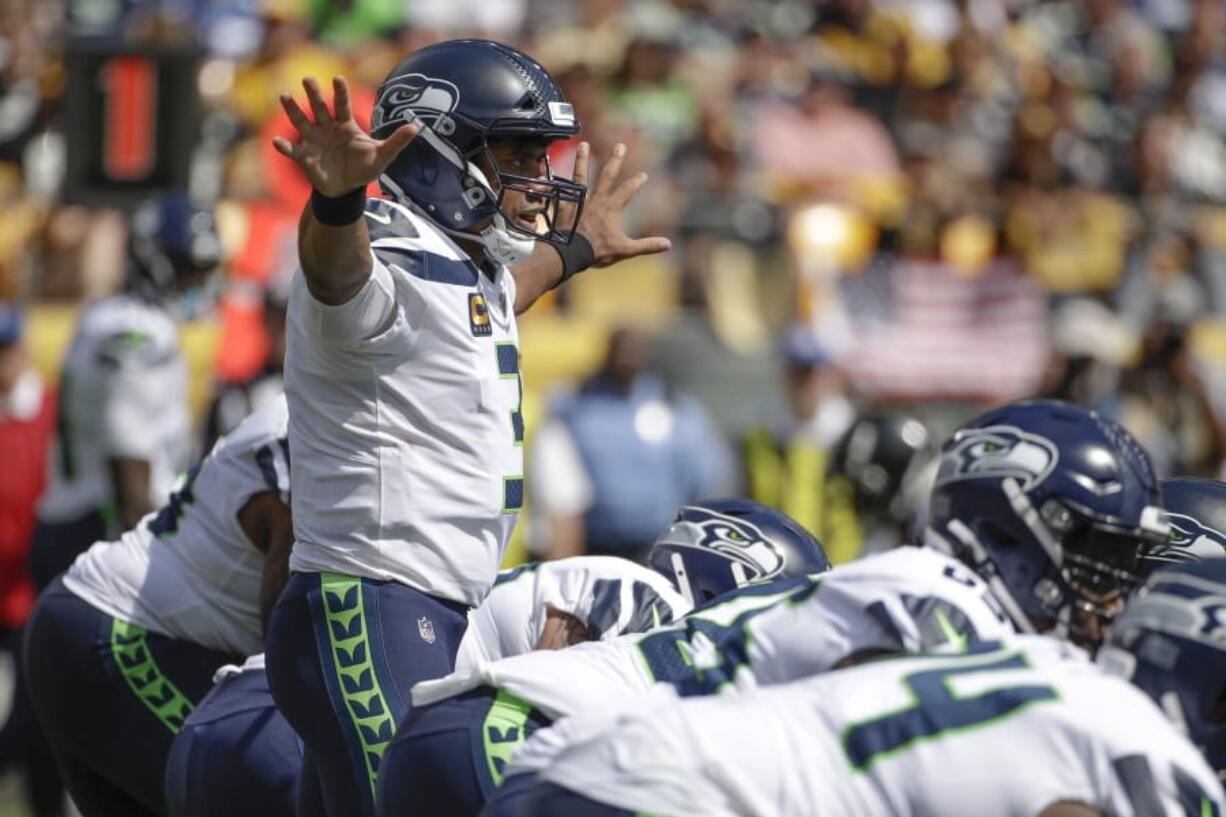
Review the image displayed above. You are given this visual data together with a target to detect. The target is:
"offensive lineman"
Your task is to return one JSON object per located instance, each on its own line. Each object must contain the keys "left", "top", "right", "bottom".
{"left": 504, "top": 635, "right": 1225, "bottom": 817}
{"left": 24, "top": 396, "right": 292, "bottom": 816}
{"left": 163, "top": 555, "right": 686, "bottom": 817}
{"left": 266, "top": 38, "right": 669, "bottom": 817}
{"left": 378, "top": 500, "right": 831, "bottom": 817}
{"left": 417, "top": 401, "right": 1167, "bottom": 813}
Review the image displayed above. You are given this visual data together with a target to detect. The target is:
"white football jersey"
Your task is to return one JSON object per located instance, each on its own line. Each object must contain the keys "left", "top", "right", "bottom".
{"left": 454, "top": 557, "right": 691, "bottom": 675}
{"left": 744, "top": 546, "right": 1015, "bottom": 686}
{"left": 63, "top": 396, "right": 290, "bottom": 656}
{"left": 285, "top": 198, "right": 522, "bottom": 606}
{"left": 530, "top": 636, "right": 1226, "bottom": 817}
{"left": 415, "top": 547, "right": 1016, "bottom": 720}
{"left": 413, "top": 578, "right": 806, "bottom": 720}
{"left": 39, "top": 295, "right": 188, "bottom": 527}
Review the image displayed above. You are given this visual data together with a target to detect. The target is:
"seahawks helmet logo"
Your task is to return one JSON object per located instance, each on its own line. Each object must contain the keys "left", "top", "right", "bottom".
{"left": 373, "top": 74, "right": 460, "bottom": 135}
{"left": 1142, "top": 513, "right": 1226, "bottom": 566}
{"left": 669, "top": 507, "right": 786, "bottom": 581}
{"left": 936, "top": 425, "right": 1059, "bottom": 491}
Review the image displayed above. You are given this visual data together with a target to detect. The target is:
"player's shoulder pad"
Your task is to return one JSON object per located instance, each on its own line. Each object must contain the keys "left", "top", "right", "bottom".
{"left": 364, "top": 197, "right": 419, "bottom": 244}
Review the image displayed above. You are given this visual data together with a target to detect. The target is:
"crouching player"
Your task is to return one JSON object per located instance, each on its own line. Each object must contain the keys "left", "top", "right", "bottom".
{"left": 505, "top": 629, "right": 1224, "bottom": 817}
{"left": 165, "top": 553, "right": 688, "bottom": 817}
{"left": 25, "top": 397, "right": 292, "bottom": 816}
{"left": 376, "top": 500, "right": 831, "bottom": 817}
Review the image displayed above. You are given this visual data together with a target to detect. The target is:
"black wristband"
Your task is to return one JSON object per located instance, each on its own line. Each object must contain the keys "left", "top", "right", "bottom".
{"left": 311, "top": 187, "right": 366, "bottom": 226}
{"left": 549, "top": 232, "right": 596, "bottom": 287}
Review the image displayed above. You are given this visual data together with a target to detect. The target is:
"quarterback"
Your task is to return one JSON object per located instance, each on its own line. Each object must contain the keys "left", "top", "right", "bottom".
{"left": 266, "top": 38, "right": 668, "bottom": 817}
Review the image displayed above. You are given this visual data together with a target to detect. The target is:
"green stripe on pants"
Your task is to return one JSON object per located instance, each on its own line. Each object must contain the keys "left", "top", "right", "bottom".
{"left": 320, "top": 572, "right": 396, "bottom": 797}
{"left": 482, "top": 690, "right": 534, "bottom": 788}
{"left": 110, "top": 619, "right": 194, "bottom": 734}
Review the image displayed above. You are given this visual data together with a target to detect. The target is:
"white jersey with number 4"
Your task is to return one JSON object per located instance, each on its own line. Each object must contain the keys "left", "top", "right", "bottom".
{"left": 63, "top": 396, "right": 290, "bottom": 657}
{"left": 286, "top": 198, "right": 522, "bottom": 606}
{"left": 528, "top": 636, "right": 1226, "bottom": 817}
{"left": 454, "top": 556, "right": 690, "bottom": 675}
{"left": 414, "top": 547, "right": 1015, "bottom": 719}
{"left": 39, "top": 295, "right": 188, "bottom": 526}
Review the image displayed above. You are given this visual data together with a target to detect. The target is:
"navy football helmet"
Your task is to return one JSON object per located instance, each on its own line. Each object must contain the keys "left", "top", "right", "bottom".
{"left": 647, "top": 499, "right": 831, "bottom": 607}
{"left": 127, "top": 192, "right": 221, "bottom": 307}
{"left": 1100, "top": 559, "right": 1226, "bottom": 773}
{"left": 1139, "top": 478, "right": 1226, "bottom": 575}
{"left": 924, "top": 400, "right": 1168, "bottom": 648}
{"left": 370, "top": 39, "right": 585, "bottom": 266}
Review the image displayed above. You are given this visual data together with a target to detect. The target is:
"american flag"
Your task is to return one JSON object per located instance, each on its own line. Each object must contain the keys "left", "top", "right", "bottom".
{"left": 838, "top": 257, "right": 1049, "bottom": 401}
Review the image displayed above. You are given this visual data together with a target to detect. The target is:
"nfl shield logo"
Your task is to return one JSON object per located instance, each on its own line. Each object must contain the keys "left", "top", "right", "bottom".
{"left": 417, "top": 616, "right": 436, "bottom": 644}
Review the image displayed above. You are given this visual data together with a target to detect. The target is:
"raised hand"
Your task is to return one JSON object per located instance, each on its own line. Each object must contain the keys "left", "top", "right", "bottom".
{"left": 571, "top": 142, "right": 671, "bottom": 267}
{"left": 272, "top": 76, "right": 419, "bottom": 198}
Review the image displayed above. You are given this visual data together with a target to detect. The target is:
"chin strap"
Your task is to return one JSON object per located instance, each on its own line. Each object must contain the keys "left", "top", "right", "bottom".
{"left": 926, "top": 522, "right": 1037, "bottom": 635}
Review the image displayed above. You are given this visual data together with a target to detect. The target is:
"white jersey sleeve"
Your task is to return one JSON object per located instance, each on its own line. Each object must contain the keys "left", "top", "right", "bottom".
{"left": 454, "top": 557, "right": 689, "bottom": 674}
{"left": 745, "top": 547, "right": 1015, "bottom": 685}
{"left": 63, "top": 396, "right": 291, "bottom": 656}
{"left": 534, "top": 636, "right": 1226, "bottom": 817}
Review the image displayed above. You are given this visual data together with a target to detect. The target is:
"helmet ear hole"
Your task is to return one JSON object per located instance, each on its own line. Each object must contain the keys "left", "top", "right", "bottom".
{"left": 981, "top": 521, "right": 1024, "bottom": 551}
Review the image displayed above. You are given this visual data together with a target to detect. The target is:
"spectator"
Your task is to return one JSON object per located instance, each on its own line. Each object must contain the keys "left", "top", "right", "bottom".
{"left": 530, "top": 326, "right": 733, "bottom": 563}
{"left": 0, "top": 303, "right": 62, "bottom": 817}
{"left": 740, "top": 324, "right": 857, "bottom": 560}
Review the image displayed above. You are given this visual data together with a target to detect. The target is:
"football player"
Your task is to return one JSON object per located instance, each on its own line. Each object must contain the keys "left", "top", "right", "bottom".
{"left": 449, "top": 400, "right": 1167, "bottom": 814}
{"left": 266, "top": 38, "right": 669, "bottom": 817}
{"left": 165, "top": 555, "right": 688, "bottom": 817}
{"left": 1099, "top": 558, "right": 1226, "bottom": 778}
{"left": 377, "top": 500, "right": 831, "bottom": 817}
{"left": 164, "top": 655, "right": 301, "bottom": 817}
{"left": 31, "top": 193, "right": 219, "bottom": 588}
{"left": 499, "top": 634, "right": 1224, "bottom": 817}
{"left": 1137, "top": 477, "right": 1226, "bottom": 573}
{"left": 24, "top": 396, "right": 291, "bottom": 816}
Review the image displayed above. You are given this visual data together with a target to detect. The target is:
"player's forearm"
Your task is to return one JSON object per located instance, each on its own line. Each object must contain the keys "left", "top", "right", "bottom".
{"left": 511, "top": 234, "right": 598, "bottom": 314}
{"left": 298, "top": 202, "right": 373, "bottom": 307}
{"left": 510, "top": 242, "right": 564, "bottom": 314}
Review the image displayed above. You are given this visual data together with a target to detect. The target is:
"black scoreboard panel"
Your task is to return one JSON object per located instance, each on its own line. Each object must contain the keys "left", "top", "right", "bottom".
{"left": 62, "top": 42, "right": 201, "bottom": 207}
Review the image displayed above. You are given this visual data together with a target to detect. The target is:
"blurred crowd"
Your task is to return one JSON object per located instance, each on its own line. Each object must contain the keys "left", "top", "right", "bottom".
{"left": 2, "top": 0, "right": 1226, "bottom": 568}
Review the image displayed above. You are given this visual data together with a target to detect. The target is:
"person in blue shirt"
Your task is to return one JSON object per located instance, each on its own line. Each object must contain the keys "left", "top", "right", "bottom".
{"left": 531, "top": 326, "right": 733, "bottom": 563}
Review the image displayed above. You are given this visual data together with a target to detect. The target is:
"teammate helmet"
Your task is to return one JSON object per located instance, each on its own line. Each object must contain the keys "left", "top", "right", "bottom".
{"left": 370, "top": 39, "right": 585, "bottom": 266}
{"left": 924, "top": 399, "right": 1168, "bottom": 648}
{"left": 647, "top": 499, "right": 831, "bottom": 607}
{"left": 1100, "top": 559, "right": 1226, "bottom": 773}
{"left": 127, "top": 192, "right": 221, "bottom": 304}
{"left": 1139, "top": 478, "right": 1226, "bottom": 576}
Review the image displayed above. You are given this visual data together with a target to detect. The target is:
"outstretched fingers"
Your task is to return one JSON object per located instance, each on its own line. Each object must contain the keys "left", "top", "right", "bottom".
{"left": 279, "top": 93, "right": 314, "bottom": 136}
{"left": 611, "top": 172, "right": 650, "bottom": 208}
{"left": 332, "top": 76, "right": 353, "bottom": 123}
{"left": 594, "top": 143, "right": 626, "bottom": 195}
{"left": 302, "top": 77, "right": 332, "bottom": 125}
{"left": 571, "top": 142, "right": 591, "bottom": 188}
{"left": 376, "top": 121, "right": 421, "bottom": 163}
{"left": 271, "top": 136, "right": 297, "bottom": 159}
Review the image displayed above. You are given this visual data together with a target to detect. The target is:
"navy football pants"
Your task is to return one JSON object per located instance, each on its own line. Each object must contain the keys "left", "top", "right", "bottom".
{"left": 165, "top": 665, "right": 302, "bottom": 817}
{"left": 24, "top": 579, "right": 237, "bottom": 816}
{"left": 376, "top": 685, "right": 552, "bottom": 817}
{"left": 265, "top": 572, "right": 468, "bottom": 817}
{"left": 481, "top": 780, "right": 636, "bottom": 817}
